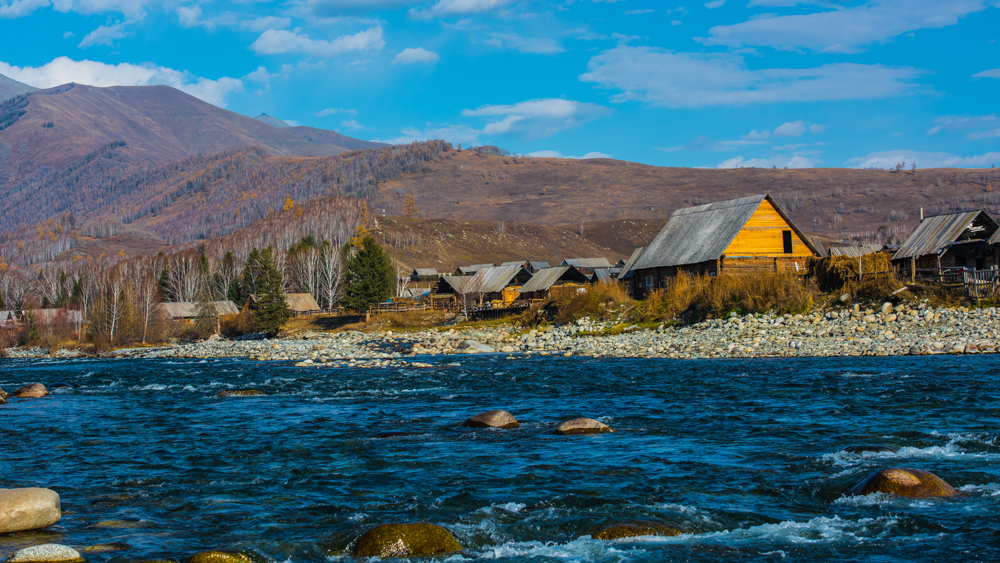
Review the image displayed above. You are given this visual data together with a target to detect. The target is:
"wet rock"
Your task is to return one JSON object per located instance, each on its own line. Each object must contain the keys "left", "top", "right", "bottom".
{"left": 457, "top": 340, "right": 495, "bottom": 354}
{"left": 843, "top": 445, "right": 897, "bottom": 454}
{"left": 129, "top": 560, "right": 178, "bottom": 563}
{"left": 461, "top": 409, "right": 519, "bottom": 430}
{"left": 353, "top": 523, "right": 461, "bottom": 558}
{"left": 846, "top": 467, "right": 958, "bottom": 498}
{"left": 591, "top": 521, "right": 681, "bottom": 540}
{"left": 0, "top": 386, "right": 7, "bottom": 399}
{"left": 93, "top": 519, "right": 143, "bottom": 529}
{"left": 188, "top": 550, "right": 259, "bottom": 563}
{"left": 48, "top": 383, "right": 73, "bottom": 390}
{"left": 0, "top": 487, "right": 61, "bottom": 533}
{"left": 13, "top": 383, "right": 48, "bottom": 398}
{"left": 7, "top": 545, "right": 83, "bottom": 563}
{"left": 555, "top": 418, "right": 613, "bottom": 435}
{"left": 81, "top": 543, "right": 131, "bottom": 553}
{"left": 217, "top": 389, "right": 264, "bottom": 398}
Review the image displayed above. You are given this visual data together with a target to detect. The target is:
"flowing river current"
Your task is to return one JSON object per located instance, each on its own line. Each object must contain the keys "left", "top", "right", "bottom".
{"left": 3, "top": 355, "right": 1000, "bottom": 562}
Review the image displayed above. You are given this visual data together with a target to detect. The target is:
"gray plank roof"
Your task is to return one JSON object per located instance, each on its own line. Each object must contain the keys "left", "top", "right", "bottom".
{"left": 593, "top": 268, "right": 613, "bottom": 282}
{"left": 561, "top": 257, "right": 613, "bottom": 269}
{"left": 436, "top": 276, "right": 470, "bottom": 294}
{"left": 892, "top": 210, "right": 996, "bottom": 261}
{"left": 160, "top": 301, "right": 240, "bottom": 319}
{"left": 463, "top": 265, "right": 529, "bottom": 294}
{"left": 519, "top": 266, "right": 588, "bottom": 293}
{"left": 829, "top": 244, "right": 883, "bottom": 258}
{"left": 528, "top": 261, "right": 550, "bottom": 271}
{"left": 617, "top": 247, "right": 646, "bottom": 279}
{"left": 413, "top": 268, "right": 438, "bottom": 276}
{"left": 632, "top": 194, "right": 817, "bottom": 270}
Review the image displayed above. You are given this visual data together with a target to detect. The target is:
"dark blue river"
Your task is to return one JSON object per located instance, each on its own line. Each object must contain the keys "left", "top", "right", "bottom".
{"left": 3, "top": 355, "right": 1000, "bottom": 562}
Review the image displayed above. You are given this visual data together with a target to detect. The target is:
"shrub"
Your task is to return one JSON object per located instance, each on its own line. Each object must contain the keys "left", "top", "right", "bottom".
{"left": 220, "top": 311, "right": 257, "bottom": 338}
{"left": 636, "top": 272, "right": 817, "bottom": 322}
{"left": 808, "top": 254, "right": 895, "bottom": 290}
{"left": 554, "top": 282, "right": 634, "bottom": 324}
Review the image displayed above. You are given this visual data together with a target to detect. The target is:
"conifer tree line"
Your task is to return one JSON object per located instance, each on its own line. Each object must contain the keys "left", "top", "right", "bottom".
{"left": 0, "top": 193, "right": 398, "bottom": 348}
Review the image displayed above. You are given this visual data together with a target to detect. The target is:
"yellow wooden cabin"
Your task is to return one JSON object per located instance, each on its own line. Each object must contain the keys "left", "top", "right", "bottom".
{"left": 630, "top": 194, "right": 819, "bottom": 295}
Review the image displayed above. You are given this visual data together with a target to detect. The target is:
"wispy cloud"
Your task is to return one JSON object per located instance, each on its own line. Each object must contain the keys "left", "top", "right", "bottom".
{"left": 484, "top": 33, "right": 564, "bottom": 54}
{"left": 580, "top": 45, "right": 923, "bottom": 108}
{"left": 702, "top": 0, "right": 990, "bottom": 54}
{"left": 848, "top": 150, "right": 1000, "bottom": 169}
{"left": 78, "top": 21, "right": 130, "bottom": 48}
{"left": 927, "top": 114, "right": 1000, "bottom": 139}
{"left": 251, "top": 27, "right": 385, "bottom": 57}
{"left": 316, "top": 107, "right": 359, "bottom": 116}
{"left": 461, "top": 98, "right": 611, "bottom": 140}
{"left": 527, "top": 150, "right": 612, "bottom": 159}
{"left": 718, "top": 154, "right": 817, "bottom": 168}
{"left": 392, "top": 47, "right": 440, "bottom": 65}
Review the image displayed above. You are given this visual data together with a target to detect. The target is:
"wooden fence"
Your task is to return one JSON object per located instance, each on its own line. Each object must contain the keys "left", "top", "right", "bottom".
{"left": 964, "top": 268, "right": 1000, "bottom": 300}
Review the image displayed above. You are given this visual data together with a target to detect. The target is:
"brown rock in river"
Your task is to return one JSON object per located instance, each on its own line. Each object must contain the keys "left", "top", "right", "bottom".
{"left": 188, "top": 550, "right": 260, "bottom": 563}
{"left": 591, "top": 521, "right": 681, "bottom": 540}
{"left": 846, "top": 467, "right": 958, "bottom": 498}
{"left": 13, "top": 383, "right": 48, "bottom": 398}
{"left": 0, "top": 385, "right": 7, "bottom": 398}
{"left": 352, "top": 523, "right": 462, "bottom": 558}
{"left": 217, "top": 389, "right": 264, "bottom": 398}
{"left": 555, "top": 418, "right": 613, "bottom": 435}
{"left": 0, "top": 487, "right": 62, "bottom": 533}
{"left": 461, "top": 409, "right": 519, "bottom": 429}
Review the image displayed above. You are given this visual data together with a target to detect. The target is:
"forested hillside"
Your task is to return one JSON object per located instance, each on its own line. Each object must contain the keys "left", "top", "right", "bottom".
{"left": 0, "top": 140, "right": 449, "bottom": 265}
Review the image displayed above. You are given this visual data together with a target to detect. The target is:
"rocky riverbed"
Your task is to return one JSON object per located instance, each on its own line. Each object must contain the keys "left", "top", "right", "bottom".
{"left": 6, "top": 300, "right": 997, "bottom": 364}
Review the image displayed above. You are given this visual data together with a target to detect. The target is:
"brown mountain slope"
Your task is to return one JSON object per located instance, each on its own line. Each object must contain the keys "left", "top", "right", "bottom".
{"left": 0, "top": 82, "right": 386, "bottom": 182}
{"left": 374, "top": 150, "right": 1000, "bottom": 242}
{"left": 0, "top": 73, "right": 35, "bottom": 102}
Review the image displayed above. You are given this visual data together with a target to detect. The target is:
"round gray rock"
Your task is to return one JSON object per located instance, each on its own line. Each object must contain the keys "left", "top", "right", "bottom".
{"left": 7, "top": 544, "right": 82, "bottom": 563}
{"left": 555, "top": 418, "right": 613, "bottom": 435}
{"left": 13, "top": 383, "right": 48, "bottom": 398}
{"left": 462, "top": 409, "right": 519, "bottom": 429}
{"left": 0, "top": 488, "right": 61, "bottom": 533}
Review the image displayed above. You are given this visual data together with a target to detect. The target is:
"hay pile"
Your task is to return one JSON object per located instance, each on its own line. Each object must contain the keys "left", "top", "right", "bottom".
{"left": 808, "top": 253, "right": 894, "bottom": 290}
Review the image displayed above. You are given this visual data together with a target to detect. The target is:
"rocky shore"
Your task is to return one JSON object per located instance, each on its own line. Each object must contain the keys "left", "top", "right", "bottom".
{"left": 6, "top": 301, "right": 998, "bottom": 364}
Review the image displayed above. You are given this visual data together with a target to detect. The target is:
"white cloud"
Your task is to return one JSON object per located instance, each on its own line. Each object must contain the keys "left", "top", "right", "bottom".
{"left": 177, "top": 4, "right": 202, "bottom": 28}
{"left": 303, "top": 0, "right": 418, "bottom": 16}
{"left": 703, "top": 0, "right": 990, "bottom": 54}
{"left": 772, "top": 120, "right": 807, "bottom": 137}
{"left": 719, "top": 155, "right": 817, "bottom": 168}
{"left": 251, "top": 27, "right": 385, "bottom": 57}
{"left": 809, "top": 123, "right": 825, "bottom": 133}
{"left": 376, "top": 124, "right": 482, "bottom": 145}
{"left": 316, "top": 107, "right": 358, "bottom": 116}
{"left": 624, "top": 9, "right": 654, "bottom": 15}
{"left": 51, "top": 0, "right": 156, "bottom": 18}
{"left": 848, "top": 150, "right": 1000, "bottom": 169}
{"left": 580, "top": 45, "right": 922, "bottom": 108}
{"left": 0, "top": 56, "right": 245, "bottom": 107}
{"left": 670, "top": 19, "right": 682, "bottom": 25}
{"left": 658, "top": 135, "right": 768, "bottom": 152}
{"left": 973, "top": 68, "right": 1000, "bottom": 79}
{"left": 242, "top": 16, "right": 293, "bottom": 32}
{"left": 927, "top": 114, "right": 1000, "bottom": 139}
{"left": 339, "top": 119, "right": 367, "bottom": 130}
{"left": 392, "top": 47, "right": 440, "bottom": 65}
{"left": 484, "top": 33, "right": 563, "bottom": 54}
{"left": 0, "top": 0, "right": 49, "bottom": 18}
{"left": 413, "top": 0, "right": 519, "bottom": 17}
{"left": 704, "top": 0, "right": 725, "bottom": 8}
{"left": 461, "top": 98, "right": 611, "bottom": 140}
{"left": 78, "top": 21, "right": 129, "bottom": 48}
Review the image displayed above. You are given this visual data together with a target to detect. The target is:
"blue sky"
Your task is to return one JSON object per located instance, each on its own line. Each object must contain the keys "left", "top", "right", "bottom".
{"left": 1, "top": 0, "right": 999, "bottom": 169}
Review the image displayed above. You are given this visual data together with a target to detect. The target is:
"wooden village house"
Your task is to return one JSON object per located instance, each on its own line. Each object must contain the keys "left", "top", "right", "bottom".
{"left": 630, "top": 194, "right": 819, "bottom": 295}
{"left": 892, "top": 209, "right": 1000, "bottom": 278}
{"left": 518, "top": 266, "right": 589, "bottom": 301}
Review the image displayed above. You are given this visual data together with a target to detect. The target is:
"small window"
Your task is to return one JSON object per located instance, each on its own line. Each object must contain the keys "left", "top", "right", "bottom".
{"left": 782, "top": 230, "right": 793, "bottom": 254}
{"left": 646, "top": 275, "right": 654, "bottom": 288}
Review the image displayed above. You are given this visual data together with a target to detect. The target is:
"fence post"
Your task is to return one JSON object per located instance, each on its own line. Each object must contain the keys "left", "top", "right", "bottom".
{"left": 910, "top": 256, "right": 915, "bottom": 283}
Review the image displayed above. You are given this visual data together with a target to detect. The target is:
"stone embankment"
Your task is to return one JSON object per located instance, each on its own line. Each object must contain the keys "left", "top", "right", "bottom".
{"left": 5, "top": 301, "right": 998, "bottom": 363}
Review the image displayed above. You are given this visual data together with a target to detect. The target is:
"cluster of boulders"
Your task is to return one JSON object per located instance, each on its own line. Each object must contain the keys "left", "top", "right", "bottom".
{"left": 459, "top": 409, "right": 612, "bottom": 435}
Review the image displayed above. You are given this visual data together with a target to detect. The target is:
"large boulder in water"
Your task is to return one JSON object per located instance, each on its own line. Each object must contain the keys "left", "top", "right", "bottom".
{"left": 13, "top": 383, "right": 48, "bottom": 398}
{"left": 188, "top": 550, "right": 260, "bottom": 563}
{"left": 0, "top": 386, "right": 7, "bottom": 398}
{"left": 0, "top": 487, "right": 61, "bottom": 533}
{"left": 462, "top": 409, "right": 519, "bottom": 429}
{"left": 555, "top": 418, "right": 613, "bottom": 435}
{"left": 7, "top": 545, "right": 83, "bottom": 563}
{"left": 846, "top": 467, "right": 957, "bottom": 498}
{"left": 591, "top": 521, "right": 680, "bottom": 540}
{"left": 352, "top": 523, "right": 462, "bottom": 558}
{"left": 217, "top": 389, "right": 264, "bottom": 398}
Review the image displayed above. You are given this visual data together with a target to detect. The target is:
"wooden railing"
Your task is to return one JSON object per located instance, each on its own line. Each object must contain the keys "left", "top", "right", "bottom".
{"left": 964, "top": 268, "right": 1000, "bottom": 299}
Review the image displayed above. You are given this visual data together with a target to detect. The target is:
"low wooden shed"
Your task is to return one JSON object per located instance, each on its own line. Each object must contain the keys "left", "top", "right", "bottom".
{"left": 892, "top": 209, "right": 1000, "bottom": 276}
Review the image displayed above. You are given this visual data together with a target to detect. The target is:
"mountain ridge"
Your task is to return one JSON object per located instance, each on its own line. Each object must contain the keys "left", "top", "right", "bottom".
{"left": 0, "top": 72, "right": 35, "bottom": 102}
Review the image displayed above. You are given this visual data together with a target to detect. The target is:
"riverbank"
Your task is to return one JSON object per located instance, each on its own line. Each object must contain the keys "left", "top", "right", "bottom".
{"left": 6, "top": 300, "right": 996, "bottom": 363}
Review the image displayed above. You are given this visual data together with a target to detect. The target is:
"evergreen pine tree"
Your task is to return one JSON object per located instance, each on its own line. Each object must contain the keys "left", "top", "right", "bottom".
{"left": 252, "top": 247, "right": 291, "bottom": 337}
{"left": 341, "top": 236, "right": 394, "bottom": 312}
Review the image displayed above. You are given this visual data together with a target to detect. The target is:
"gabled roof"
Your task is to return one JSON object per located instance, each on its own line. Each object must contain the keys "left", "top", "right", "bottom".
{"left": 457, "top": 263, "right": 494, "bottom": 275}
{"left": 500, "top": 260, "right": 527, "bottom": 267}
{"left": 593, "top": 268, "right": 613, "bottom": 283}
{"left": 436, "top": 276, "right": 470, "bottom": 294}
{"left": 519, "top": 266, "right": 588, "bottom": 293}
{"left": 830, "top": 244, "right": 882, "bottom": 258}
{"left": 249, "top": 293, "right": 320, "bottom": 312}
{"left": 561, "top": 257, "right": 613, "bottom": 269}
{"left": 617, "top": 247, "right": 646, "bottom": 280}
{"left": 632, "top": 194, "right": 818, "bottom": 270}
{"left": 463, "top": 265, "right": 531, "bottom": 294}
{"left": 528, "top": 261, "right": 550, "bottom": 271}
{"left": 809, "top": 237, "right": 828, "bottom": 258}
{"left": 160, "top": 301, "right": 240, "bottom": 319}
{"left": 413, "top": 268, "right": 438, "bottom": 276}
{"left": 892, "top": 210, "right": 998, "bottom": 261}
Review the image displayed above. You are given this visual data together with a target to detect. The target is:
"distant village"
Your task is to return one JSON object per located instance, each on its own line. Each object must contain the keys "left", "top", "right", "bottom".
{"left": 3, "top": 191, "right": 999, "bottom": 330}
